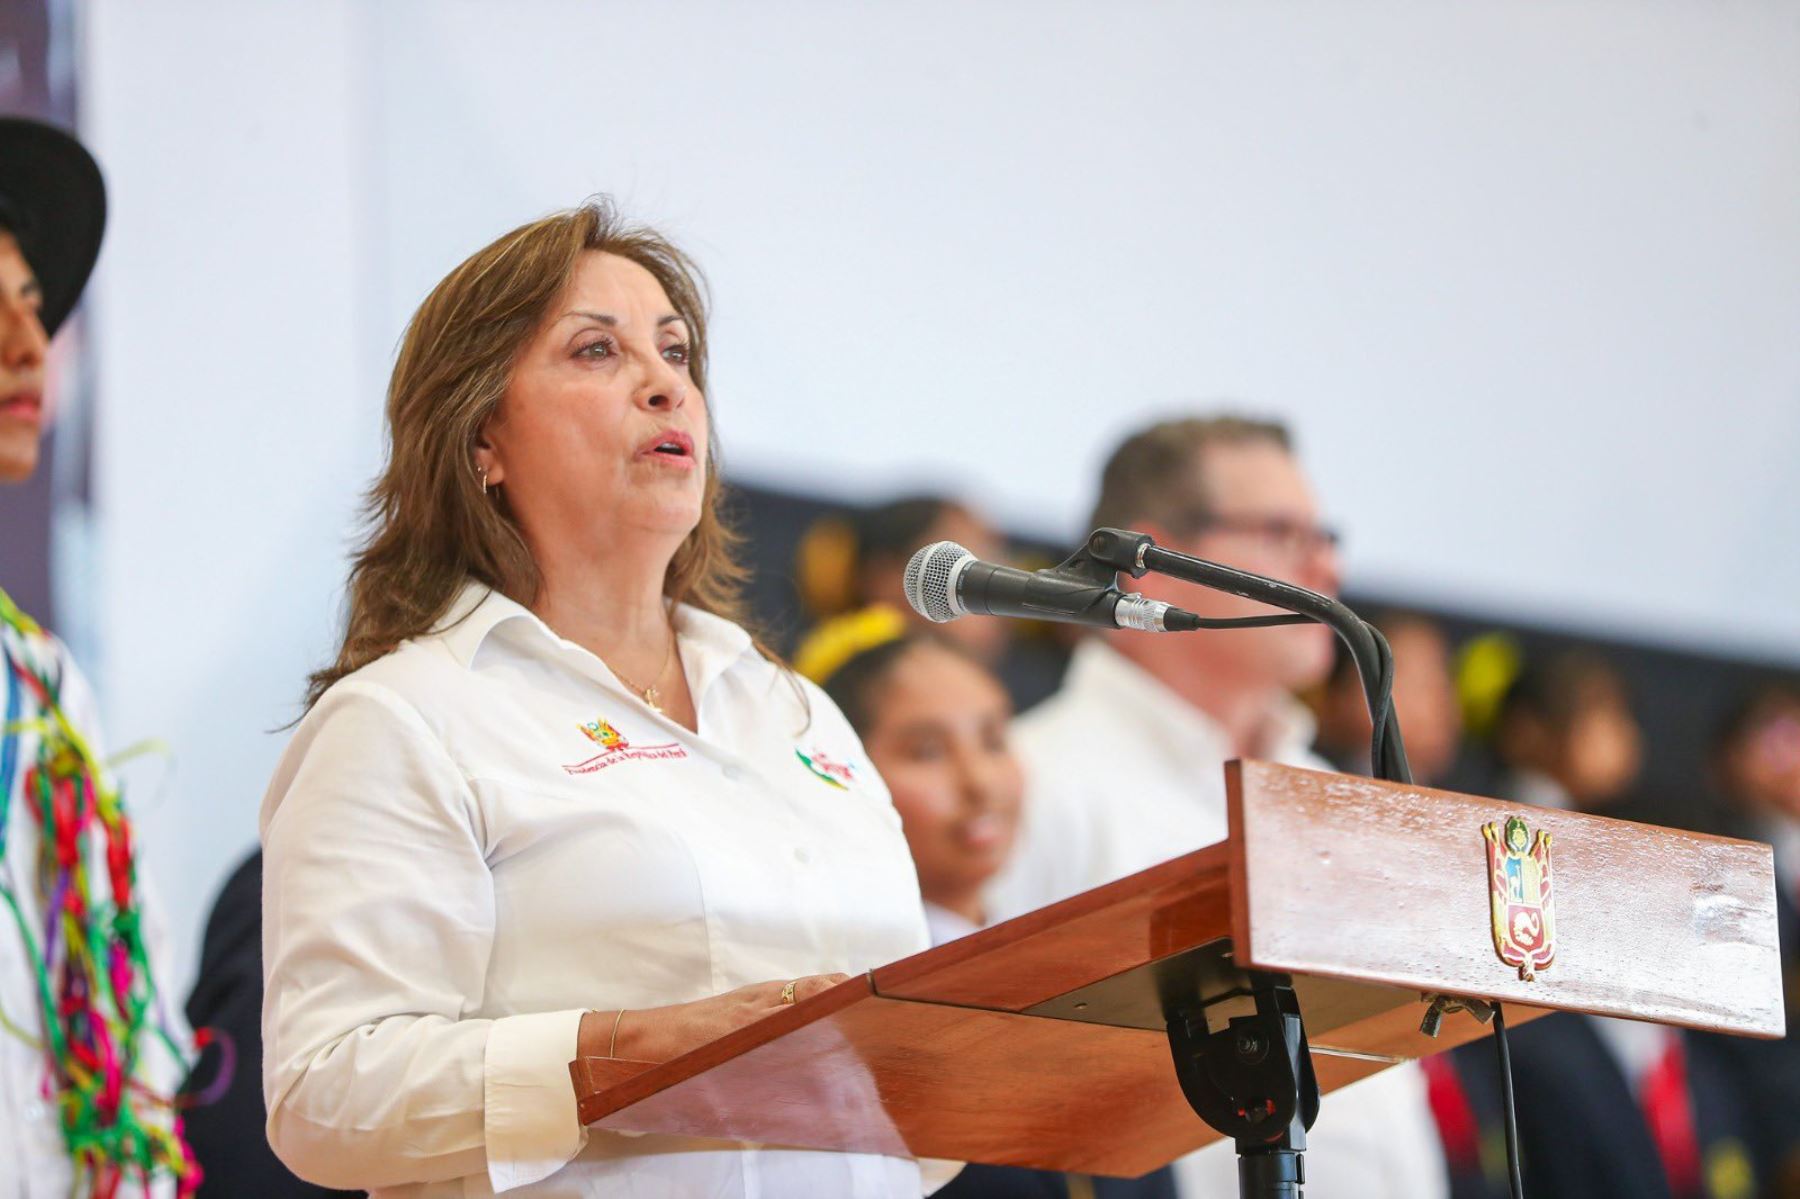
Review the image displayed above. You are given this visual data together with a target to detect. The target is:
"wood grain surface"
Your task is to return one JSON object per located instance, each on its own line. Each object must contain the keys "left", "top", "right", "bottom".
{"left": 590, "top": 990, "right": 1212, "bottom": 1176}
{"left": 577, "top": 987, "right": 1436, "bottom": 1176}
{"left": 873, "top": 842, "right": 1232, "bottom": 1011}
{"left": 1228, "top": 760, "right": 1785, "bottom": 1037}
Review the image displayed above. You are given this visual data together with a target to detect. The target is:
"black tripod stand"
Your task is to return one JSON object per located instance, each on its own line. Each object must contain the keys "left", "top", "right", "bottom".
{"left": 1167, "top": 972, "right": 1320, "bottom": 1198}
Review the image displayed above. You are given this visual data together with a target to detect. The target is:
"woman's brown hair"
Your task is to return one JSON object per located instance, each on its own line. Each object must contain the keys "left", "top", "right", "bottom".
{"left": 307, "top": 199, "right": 749, "bottom": 707}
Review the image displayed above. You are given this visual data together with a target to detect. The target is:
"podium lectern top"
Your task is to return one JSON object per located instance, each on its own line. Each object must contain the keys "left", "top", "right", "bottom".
{"left": 570, "top": 762, "right": 1784, "bottom": 1177}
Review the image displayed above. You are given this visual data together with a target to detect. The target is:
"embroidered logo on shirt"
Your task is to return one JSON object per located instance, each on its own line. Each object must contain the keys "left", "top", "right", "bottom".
{"left": 795, "top": 747, "right": 855, "bottom": 790}
{"left": 579, "top": 719, "right": 626, "bottom": 749}
{"left": 564, "top": 716, "right": 688, "bottom": 775}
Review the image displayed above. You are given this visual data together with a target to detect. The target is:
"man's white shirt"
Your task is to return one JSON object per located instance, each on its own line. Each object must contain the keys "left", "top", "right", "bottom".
{"left": 261, "top": 582, "right": 935, "bottom": 1196}
{"left": 987, "top": 639, "right": 1449, "bottom": 1199}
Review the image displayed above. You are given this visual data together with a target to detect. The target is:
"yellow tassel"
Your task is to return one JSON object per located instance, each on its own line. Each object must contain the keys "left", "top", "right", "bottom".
{"left": 794, "top": 605, "right": 910, "bottom": 685}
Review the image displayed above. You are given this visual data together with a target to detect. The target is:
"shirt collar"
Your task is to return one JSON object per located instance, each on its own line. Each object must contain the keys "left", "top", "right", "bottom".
{"left": 1061, "top": 638, "right": 1318, "bottom": 766}
{"left": 922, "top": 901, "right": 984, "bottom": 946}
{"left": 431, "top": 581, "right": 534, "bottom": 669}
{"left": 428, "top": 579, "right": 759, "bottom": 701}
{"left": 669, "top": 601, "right": 758, "bottom": 700}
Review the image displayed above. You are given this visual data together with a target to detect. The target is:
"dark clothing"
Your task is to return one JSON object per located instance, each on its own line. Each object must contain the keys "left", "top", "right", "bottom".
{"left": 1695, "top": 871, "right": 1800, "bottom": 1197}
{"left": 182, "top": 851, "right": 360, "bottom": 1199}
{"left": 935, "top": 1163, "right": 1180, "bottom": 1199}
{"left": 1436, "top": 1014, "right": 1758, "bottom": 1199}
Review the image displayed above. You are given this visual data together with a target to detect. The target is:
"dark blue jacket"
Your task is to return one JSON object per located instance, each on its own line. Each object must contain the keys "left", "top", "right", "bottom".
{"left": 182, "top": 852, "right": 361, "bottom": 1199}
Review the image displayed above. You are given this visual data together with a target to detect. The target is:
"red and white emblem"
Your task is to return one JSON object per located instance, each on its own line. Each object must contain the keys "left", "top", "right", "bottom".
{"left": 1483, "top": 815, "right": 1556, "bottom": 980}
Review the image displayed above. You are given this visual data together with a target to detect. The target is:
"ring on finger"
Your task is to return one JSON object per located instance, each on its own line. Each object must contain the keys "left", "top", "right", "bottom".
{"left": 780, "top": 979, "right": 798, "bottom": 1005}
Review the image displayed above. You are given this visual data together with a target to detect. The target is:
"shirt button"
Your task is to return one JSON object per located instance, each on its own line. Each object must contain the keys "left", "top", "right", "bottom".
{"left": 793, "top": 846, "right": 811, "bottom": 864}
{"left": 721, "top": 764, "right": 745, "bottom": 783}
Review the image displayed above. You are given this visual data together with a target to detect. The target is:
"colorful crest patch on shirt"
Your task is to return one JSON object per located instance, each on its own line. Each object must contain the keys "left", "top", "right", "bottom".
{"left": 564, "top": 716, "right": 687, "bottom": 775}
{"left": 1483, "top": 815, "right": 1556, "bottom": 981}
{"left": 580, "top": 718, "right": 626, "bottom": 749}
{"left": 795, "top": 747, "right": 855, "bottom": 790}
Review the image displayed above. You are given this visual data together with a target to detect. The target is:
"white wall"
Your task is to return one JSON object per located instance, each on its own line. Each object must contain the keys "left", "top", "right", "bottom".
{"left": 84, "top": 1, "right": 379, "bottom": 988}
{"left": 82, "top": 0, "right": 1800, "bottom": 991}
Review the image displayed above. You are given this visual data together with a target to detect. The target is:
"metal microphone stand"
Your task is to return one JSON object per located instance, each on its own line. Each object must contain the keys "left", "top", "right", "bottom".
{"left": 1069, "top": 528, "right": 1416, "bottom": 1199}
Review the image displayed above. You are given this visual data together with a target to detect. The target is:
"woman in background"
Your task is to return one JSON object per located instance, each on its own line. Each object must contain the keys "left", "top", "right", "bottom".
{"left": 817, "top": 619, "right": 1178, "bottom": 1199}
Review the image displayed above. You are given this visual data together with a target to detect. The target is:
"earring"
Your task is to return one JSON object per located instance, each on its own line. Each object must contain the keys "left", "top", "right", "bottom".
{"left": 480, "top": 465, "right": 490, "bottom": 495}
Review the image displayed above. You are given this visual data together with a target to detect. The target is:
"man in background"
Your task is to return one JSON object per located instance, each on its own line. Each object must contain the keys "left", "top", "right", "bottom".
{"left": 987, "top": 414, "right": 1448, "bottom": 1199}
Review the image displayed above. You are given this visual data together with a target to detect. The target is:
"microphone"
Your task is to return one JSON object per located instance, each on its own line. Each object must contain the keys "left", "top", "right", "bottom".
{"left": 903, "top": 541, "right": 1198, "bottom": 633}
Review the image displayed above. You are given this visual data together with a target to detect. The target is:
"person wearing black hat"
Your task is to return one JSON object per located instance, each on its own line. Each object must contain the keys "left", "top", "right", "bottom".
{"left": 0, "top": 116, "right": 199, "bottom": 1197}
{"left": 0, "top": 116, "right": 103, "bottom": 480}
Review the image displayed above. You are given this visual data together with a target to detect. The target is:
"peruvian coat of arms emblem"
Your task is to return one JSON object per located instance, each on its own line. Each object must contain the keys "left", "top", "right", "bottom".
{"left": 1483, "top": 815, "right": 1556, "bottom": 980}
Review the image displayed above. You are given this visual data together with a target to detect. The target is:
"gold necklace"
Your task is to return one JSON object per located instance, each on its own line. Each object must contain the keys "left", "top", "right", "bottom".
{"left": 608, "top": 629, "right": 677, "bottom": 713}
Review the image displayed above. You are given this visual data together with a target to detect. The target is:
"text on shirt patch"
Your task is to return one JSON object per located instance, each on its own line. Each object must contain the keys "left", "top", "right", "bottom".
{"left": 564, "top": 717, "right": 688, "bottom": 775}
{"left": 795, "top": 747, "right": 855, "bottom": 789}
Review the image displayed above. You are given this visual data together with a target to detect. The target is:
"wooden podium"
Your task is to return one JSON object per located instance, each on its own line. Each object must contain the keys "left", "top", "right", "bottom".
{"left": 570, "top": 761, "right": 1786, "bottom": 1178}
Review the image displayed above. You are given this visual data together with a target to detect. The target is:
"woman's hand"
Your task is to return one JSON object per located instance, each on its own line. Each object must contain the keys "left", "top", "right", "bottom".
{"left": 577, "top": 974, "right": 852, "bottom": 1064}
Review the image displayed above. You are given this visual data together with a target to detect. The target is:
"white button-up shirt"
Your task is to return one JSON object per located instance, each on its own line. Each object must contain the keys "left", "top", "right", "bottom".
{"left": 1, "top": 610, "right": 186, "bottom": 1199}
{"left": 986, "top": 640, "right": 1449, "bottom": 1199}
{"left": 261, "top": 582, "right": 933, "bottom": 1197}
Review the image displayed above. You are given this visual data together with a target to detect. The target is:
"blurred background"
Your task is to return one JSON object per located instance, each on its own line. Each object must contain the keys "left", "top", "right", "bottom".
{"left": 5, "top": 0, "right": 1798, "bottom": 998}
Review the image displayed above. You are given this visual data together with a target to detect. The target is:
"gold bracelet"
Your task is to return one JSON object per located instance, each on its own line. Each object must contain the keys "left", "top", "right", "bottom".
{"left": 608, "top": 1008, "right": 627, "bottom": 1059}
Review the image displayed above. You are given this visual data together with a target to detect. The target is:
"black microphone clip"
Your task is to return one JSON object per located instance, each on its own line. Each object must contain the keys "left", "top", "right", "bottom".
{"left": 1078, "top": 528, "right": 1157, "bottom": 580}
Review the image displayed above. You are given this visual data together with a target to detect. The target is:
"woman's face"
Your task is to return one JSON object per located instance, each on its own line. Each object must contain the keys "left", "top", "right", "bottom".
{"left": 860, "top": 643, "right": 1025, "bottom": 907}
{"left": 1559, "top": 681, "right": 1642, "bottom": 807}
{"left": 0, "top": 234, "right": 49, "bottom": 484}
{"left": 1726, "top": 702, "right": 1800, "bottom": 821}
{"left": 479, "top": 250, "right": 706, "bottom": 562}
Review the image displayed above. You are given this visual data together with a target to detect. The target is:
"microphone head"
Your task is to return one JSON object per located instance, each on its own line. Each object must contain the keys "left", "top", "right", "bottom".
{"left": 903, "top": 540, "right": 974, "bottom": 623}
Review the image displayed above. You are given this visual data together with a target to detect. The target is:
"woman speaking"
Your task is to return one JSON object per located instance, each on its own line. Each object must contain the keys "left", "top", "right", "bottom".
{"left": 261, "top": 202, "right": 933, "bottom": 1196}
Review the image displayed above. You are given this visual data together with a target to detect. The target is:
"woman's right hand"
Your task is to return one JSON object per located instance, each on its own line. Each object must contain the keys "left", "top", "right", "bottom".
{"left": 577, "top": 974, "right": 851, "bottom": 1064}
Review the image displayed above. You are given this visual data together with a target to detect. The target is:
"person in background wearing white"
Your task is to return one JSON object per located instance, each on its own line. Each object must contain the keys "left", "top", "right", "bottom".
{"left": 0, "top": 117, "right": 195, "bottom": 1197}
{"left": 814, "top": 621, "right": 1179, "bottom": 1199}
{"left": 261, "top": 200, "right": 939, "bottom": 1196}
{"left": 986, "top": 415, "right": 1449, "bottom": 1199}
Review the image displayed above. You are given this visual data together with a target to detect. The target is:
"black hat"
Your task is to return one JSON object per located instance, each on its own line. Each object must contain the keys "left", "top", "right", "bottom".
{"left": 0, "top": 116, "right": 106, "bottom": 338}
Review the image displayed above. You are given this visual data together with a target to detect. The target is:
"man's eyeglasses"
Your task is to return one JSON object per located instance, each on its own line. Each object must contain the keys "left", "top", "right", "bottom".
{"left": 1180, "top": 515, "right": 1342, "bottom": 559}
